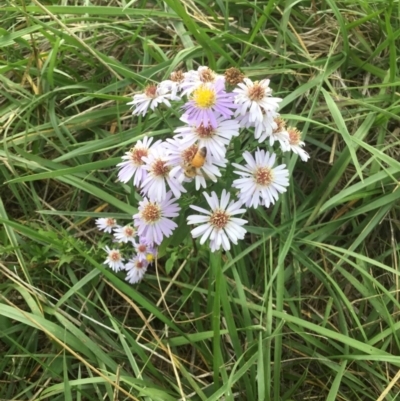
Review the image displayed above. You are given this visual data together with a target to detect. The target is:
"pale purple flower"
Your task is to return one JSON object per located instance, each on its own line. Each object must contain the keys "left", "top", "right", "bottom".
{"left": 113, "top": 225, "right": 137, "bottom": 244}
{"left": 233, "top": 78, "right": 282, "bottom": 124}
{"left": 187, "top": 189, "right": 247, "bottom": 252}
{"left": 232, "top": 149, "right": 289, "bottom": 208}
{"left": 96, "top": 217, "right": 118, "bottom": 233}
{"left": 128, "top": 84, "right": 173, "bottom": 117}
{"left": 125, "top": 255, "right": 148, "bottom": 284}
{"left": 133, "top": 191, "right": 181, "bottom": 245}
{"left": 141, "top": 146, "right": 186, "bottom": 202}
{"left": 135, "top": 237, "right": 157, "bottom": 263}
{"left": 174, "top": 115, "right": 239, "bottom": 160}
{"left": 182, "top": 77, "right": 235, "bottom": 128}
{"left": 103, "top": 246, "right": 125, "bottom": 272}
{"left": 117, "top": 136, "right": 161, "bottom": 186}
{"left": 166, "top": 139, "right": 226, "bottom": 190}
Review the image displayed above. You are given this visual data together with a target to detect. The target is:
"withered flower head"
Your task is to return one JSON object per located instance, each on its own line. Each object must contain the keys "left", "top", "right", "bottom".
{"left": 170, "top": 70, "right": 184, "bottom": 83}
{"left": 224, "top": 67, "right": 245, "bottom": 86}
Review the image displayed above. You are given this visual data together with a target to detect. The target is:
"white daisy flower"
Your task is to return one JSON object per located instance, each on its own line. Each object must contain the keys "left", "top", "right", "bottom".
{"left": 95, "top": 217, "right": 118, "bottom": 233}
{"left": 265, "top": 117, "right": 290, "bottom": 149}
{"left": 113, "top": 225, "right": 137, "bottom": 244}
{"left": 232, "top": 149, "right": 290, "bottom": 208}
{"left": 117, "top": 136, "right": 161, "bottom": 187}
{"left": 233, "top": 78, "right": 282, "bottom": 124}
{"left": 166, "top": 139, "right": 226, "bottom": 190}
{"left": 124, "top": 255, "right": 148, "bottom": 284}
{"left": 127, "top": 84, "right": 173, "bottom": 117}
{"left": 187, "top": 189, "right": 247, "bottom": 252}
{"left": 103, "top": 246, "right": 125, "bottom": 272}
{"left": 141, "top": 146, "right": 186, "bottom": 202}
{"left": 159, "top": 70, "right": 185, "bottom": 98}
{"left": 254, "top": 110, "right": 281, "bottom": 143}
{"left": 133, "top": 191, "right": 181, "bottom": 245}
{"left": 282, "top": 127, "right": 310, "bottom": 162}
{"left": 174, "top": 115, "right": 239, "bottom": 160}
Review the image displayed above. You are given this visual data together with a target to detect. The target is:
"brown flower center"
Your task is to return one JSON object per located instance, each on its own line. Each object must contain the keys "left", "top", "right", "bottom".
{"left": 130, "top": 147, "right": 148, "bottom": 165}
{"left": 106, "top": 218, "right": 116, "bottom": 227}
{"left": 144, "top": 84, "right": 157, "bottom": 98}
{"left": 136, "top": 261, "right": 145, "bottom": 269}
{"left": 196, "top": 123, "right": 215, "bottom": 138}
{"left": 137, "top": 244, "right": 147, "bottom": 253}
{"left": 273, "top": 117, "right": 286, "bottom": 133}
{"left": 109, "top": 250, "right": 121, "bottom": 262}
{"left": 141, "top": 203, "right": 161, "bottom": 224}
{"left": 182, "top": 144, "right": 199, "bottom": 163}
{"left": 248, "top": 83, "right": 265, "bottom": 101}
{"left": 255, "top": 167, "right": 273, "bottom": 186}
{"left": 151, "top": 159, "right": 170, "bottom": 177}
{"left": 210, "top": 210, "right": 230, "bottom": 229}
{"left": 123, "top": 226, "right": 135, "bottom": 237}
{"left": 199, "top": 67, "right": 216, "bottom": 83}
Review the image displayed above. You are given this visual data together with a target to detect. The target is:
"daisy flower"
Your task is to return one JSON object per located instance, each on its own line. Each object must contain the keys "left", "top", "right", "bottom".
{"left": 263, "top": 117, "right": 290, "bottom": 149}
{"left": 180, "top": 66, "right": 224, "bottom": 95}
{"left": 96, "top": 217, "right": 118, "bottom": 233}
{"left": 233, "top": 78, "right": 282, "bottom": 124}
{"left": 282, "top": 127, "right": 310, "bottom": 162}
{"left": 174, "top": 115, "right": 240, "bottom": 160}
{"left": 141, "top": 146, "right": 186, "bottom": 202}
{"left": 253, "top": 110, "right": 281, "bottom": 143}
{"left": 159, "top": 70, "right": 185, "bottom": 98}
{"left": 166, "top": 140, "right": 226, "bottom": 190}
{"left": 135, "top": 237, "right": 157, "bottom": 263}
{"left": 125, "top": 255, "right": 148, "bottom": 284}
{"left": 187, "top": 189, "right": 247, "bottom": 252}
{"left": 103, "top": 246, "right": 125, "bottom": 272}
{"left": 133, "top": 191, "right": 181, "bottom": 245}
{"left": 232, "top": 149, "right": 289, "bottom": 208}
{"left": 128, "top": 84, "right": 173, "bottom": 117}
{"left": 117, "top": 136, "right": 161, "bottom": 187}
{"left": 182, "top": 77, "right": 235, "bottom": 129}
{"left": 113, "top": 225, "right": 137, "bottom": 244}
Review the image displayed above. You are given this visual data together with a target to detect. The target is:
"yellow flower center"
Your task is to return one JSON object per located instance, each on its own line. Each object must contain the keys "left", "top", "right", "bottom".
{"left": 146, "top": 253, "right": 154, "bottom": 263}
{"left": 192, "top": 85, "right": 216, "bottom": 109}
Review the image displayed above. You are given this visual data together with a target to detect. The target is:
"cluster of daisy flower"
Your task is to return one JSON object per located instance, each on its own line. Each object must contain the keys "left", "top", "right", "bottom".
{"left": 97, "top": 66, "right": 309, "bottom": 284}
{"left": 96, "top": 217, "right": 157, "bottom": 284}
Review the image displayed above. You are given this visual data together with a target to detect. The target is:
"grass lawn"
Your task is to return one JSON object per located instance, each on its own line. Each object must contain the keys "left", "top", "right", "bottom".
{"left": 1, "top": 1, "right": 400, "bottom": 400}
